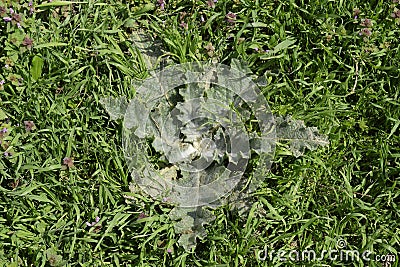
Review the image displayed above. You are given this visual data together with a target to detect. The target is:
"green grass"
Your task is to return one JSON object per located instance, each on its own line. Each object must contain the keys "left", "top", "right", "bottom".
{"left": 0, "top": 0, "right": 399, "bottom": 266}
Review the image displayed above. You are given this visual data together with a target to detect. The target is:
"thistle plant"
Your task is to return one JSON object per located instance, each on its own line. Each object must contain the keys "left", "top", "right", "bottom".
{"left": 100, "top": 36, "right": 329, "bottom": 250}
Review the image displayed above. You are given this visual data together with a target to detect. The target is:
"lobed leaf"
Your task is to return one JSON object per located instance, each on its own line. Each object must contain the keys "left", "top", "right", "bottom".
{"left": 99, "top": 96, "right": 128, "bottom": 121}
{"left": 275, "top": 115, "right": 329, "bottom": 157}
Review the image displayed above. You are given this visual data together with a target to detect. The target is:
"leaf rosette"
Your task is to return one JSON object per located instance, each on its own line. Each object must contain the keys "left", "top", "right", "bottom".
{"left": 119, "top": 62, "right": 276, "bottom": 208}
{"left": 101, "top": 60, "right": 328, "bottom": 250}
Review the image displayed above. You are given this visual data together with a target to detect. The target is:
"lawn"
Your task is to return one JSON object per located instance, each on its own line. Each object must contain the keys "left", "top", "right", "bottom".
{"left": 0, "top": 0, "right": 399, "bottom": 266}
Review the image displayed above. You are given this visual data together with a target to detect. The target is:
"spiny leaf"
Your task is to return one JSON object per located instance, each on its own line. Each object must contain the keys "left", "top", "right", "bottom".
{"left": 130, "top": 31, "right": 167, "bottom": 71}
{"left": 99, "top": 96, "right": 128, "bottom": 121}
{"left": 275, "top": 115, "right": 329, "bottom": 157}
{"left": 179, "top": 83, "right": 204, "bottom": 101}
{"left": 168, "top": 207, "right": 216, "bottom": 251}
{"left": 230, "top": 58, "right": 253, "bottom": 76}
{"left": 114, "top": 60, "right": 329, "bottom": 252}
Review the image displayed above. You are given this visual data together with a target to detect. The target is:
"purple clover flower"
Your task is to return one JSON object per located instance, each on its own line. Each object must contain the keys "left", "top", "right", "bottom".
{"left": 22, "top": 37, "right": 33, "bottom": 48}
{"left": 86, "top": 216, "right": 100, "bottom": 227}
{"left": 29, "top": 1, "right": 33, "bottom": 7}
{"left": 226, "top": 12, "right": 237, "bottom": 23}
{"left": 17, "top": 23, "right": 21, "bottom": 28}
{"left": 391, "top": 10, "right": 400, "bottom": 18}
{"left": 360, "top": 18, "right": 372, "bottom": 27}
{"left": 24, "top": 121, "right": 35, "bottom": 131}
{"left": 157, "top": 0, "right": 165, "bottom": 10}
{"left": 4, "top": 152, "right": 9, "bottom": 157}
{"left": 12, "top": 13, "right": 22, "bottom": 22}
{"left": 63, "top": 157, "right": 74, "bottom": 168}
{"left": 207, "top": 0, "right": 217, "bottom": 8}
{"left": 353, "top": 8, "right": 360, "bottom": 18}
{"left": 353, "top": 8, "right": 360, "bottom": 19}
{"left": 3, "top": 17, "right": 12, "bottom": 22}
{"left": 9, "top": 8, "right": 14, "bottom": 14}
{"left": 138, "top": 212, "right": 147, "bottom": 220}
{"left": 179, "top": 22, "right": 188, "bottom": 29}
{"left": 0, "top": 80, "right": 4, "bottom": 85}
{"left": 0, "top": 7, "right": 6, "bottom": 15}
{"left": 359, "top": 28, "right": 372, "bottom": 37}
{"left": 1, "top": 128, "right": 7, "bottom": 134}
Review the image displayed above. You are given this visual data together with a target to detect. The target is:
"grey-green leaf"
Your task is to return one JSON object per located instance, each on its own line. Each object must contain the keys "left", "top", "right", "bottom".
{"left": 99, "top": 96, "right": 128, "bottom": 121}
{"left": 275, "top": 115, "right": 329, "bottom": 157}
{"left": 169, "top": 207, "right": 216, "bottom": 251}
{"left": 230, "top": 58, "right": 253, "bottom": 76}
{"left": 130, "top": 31, "right": 165, "bottom": 71}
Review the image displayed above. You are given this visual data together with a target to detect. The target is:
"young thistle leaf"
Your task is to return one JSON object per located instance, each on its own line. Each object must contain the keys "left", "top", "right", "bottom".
{"left": 169, "top": 206, "right": 216, "bottom": 251}
{"left": 275, "top": 115, "right": 329, "bottom": 157}
{"left": 99, "top": 96, "right": 128, "bottom": 121}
